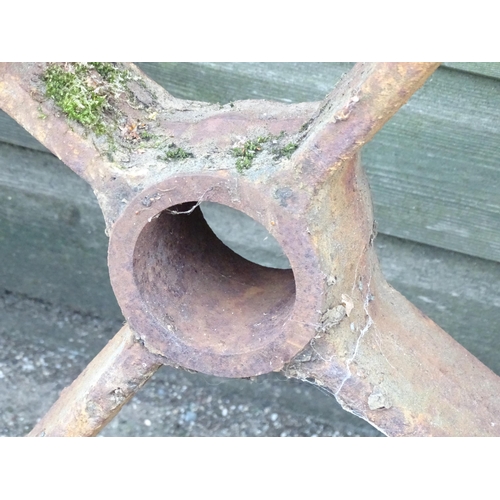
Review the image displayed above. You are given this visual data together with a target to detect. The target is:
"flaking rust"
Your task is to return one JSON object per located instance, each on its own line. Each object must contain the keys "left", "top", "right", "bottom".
{"left": 317, "top": 305, "right": 347, "bottom": 333}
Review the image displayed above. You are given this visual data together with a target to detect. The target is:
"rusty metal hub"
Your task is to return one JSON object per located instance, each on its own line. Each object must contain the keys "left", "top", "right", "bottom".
{"left": 108, "top": 173, "right": 322, "bottom": 377}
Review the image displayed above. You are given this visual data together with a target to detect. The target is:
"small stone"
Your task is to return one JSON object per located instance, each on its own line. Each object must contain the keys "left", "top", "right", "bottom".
{"left": 368, "top": 388, "right": 392, "bottom": 410}
{"left": 184, "top": 411, "right": 197, "bottom": 423}
{"left": 326, "top": 275, "right": 337, "bottom": 286}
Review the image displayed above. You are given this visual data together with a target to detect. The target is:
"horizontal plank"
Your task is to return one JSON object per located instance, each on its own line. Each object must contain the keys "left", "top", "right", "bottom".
{"left": 1, "top": 140, "right": 499, "bottom": 375}
{"left": 137, "top": 62, "right": 354, "bottom": 103}
{"left": 1, "top": 63, "right": 500, "bottom": 262}
{"left": 362, "top": 65, "right": 500, "bottom": 262}
{"left": 0, "top": 143, "right": 121, "bottom": 318}
{"left": 443, "top": 62, "right": 500, "bottom": 80}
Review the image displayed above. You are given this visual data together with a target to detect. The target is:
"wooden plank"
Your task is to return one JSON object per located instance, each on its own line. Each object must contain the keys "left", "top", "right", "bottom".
{"left": 443, "top": 62, "right": 500, "bottom": 80}
{"left": 0, "top": 142, "right": 121, "bottom": 318}
{"left": 2, "top": 62, "right": 500, "bottom": 262}
{"left": 362, "top": 66, "right": 500, "bottom": 262}
{"left": 136, "top": 62, "right": 353, "bottom": 103}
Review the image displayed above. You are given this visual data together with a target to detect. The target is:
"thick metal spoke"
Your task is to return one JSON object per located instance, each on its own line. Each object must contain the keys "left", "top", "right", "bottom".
{"left": 28, "top": 324, "right": 161, "bottom": 437}
{"left": 295, "top": 62, "right": 440, "bottom": 182}
{"left": 284, "top": 239, "right": 500, "bottom": 436}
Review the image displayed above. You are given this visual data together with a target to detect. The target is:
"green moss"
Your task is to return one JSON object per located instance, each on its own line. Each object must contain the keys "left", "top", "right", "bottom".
{"left": 37, "top": 105, "right": 47, "bottom": 120}
{"left": 42, "top": 62, "right": 130, "bottom": 135}
{"left": 231, "top": 133, "right": 298, "bottom": 172}
{"left": 235, "top": 157, "right": 253, "bottom": 171}
{"left": 139, "top": 130, "right": 155, "bottom": 141}
{"left": 91, "top": 62, "right": 123, "bottom": 82}
{"left": 275, "top": 142, "right": 298, "bottom": 159}
{"left": 158, "top": 144, "right": 193, "bottom": 161}
{"left": 232, "top": 136, "right": 269, "bottom": 172}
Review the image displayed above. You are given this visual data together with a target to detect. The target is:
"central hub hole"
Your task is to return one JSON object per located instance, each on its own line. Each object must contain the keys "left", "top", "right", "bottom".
{"left": 133, "top": 202, "right": 296, "bottom": 355}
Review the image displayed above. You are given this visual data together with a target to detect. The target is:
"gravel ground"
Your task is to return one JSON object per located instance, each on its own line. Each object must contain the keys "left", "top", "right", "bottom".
{"left": 0, "top": 289, "right": 381, "bottom": 437}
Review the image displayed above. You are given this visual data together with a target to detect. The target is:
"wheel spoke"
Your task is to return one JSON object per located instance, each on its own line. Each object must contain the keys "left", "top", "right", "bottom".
{"left": 28, "top": 323, "right": 162, "bottom": 437}
{"left": 294, "top": 62, "right": 440, "bottom": 181}
{"left": 284, "top": 252, "right": 500, "bottom": 436}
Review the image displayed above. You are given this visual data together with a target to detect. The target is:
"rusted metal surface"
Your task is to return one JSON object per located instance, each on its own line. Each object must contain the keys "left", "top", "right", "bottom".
{"left": 28, "top": 324, "right": 161, "bottom": 437}
{"left": 2, "top": 61, "right": 499, "bottom": 436}
{"left": 283, "top": 155, "right": 500, "bottom": 436}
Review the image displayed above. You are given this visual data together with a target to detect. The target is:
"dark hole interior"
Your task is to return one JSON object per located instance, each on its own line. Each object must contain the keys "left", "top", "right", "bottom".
{"left": 133, "top": 202, "right": 296, "bottom": 355}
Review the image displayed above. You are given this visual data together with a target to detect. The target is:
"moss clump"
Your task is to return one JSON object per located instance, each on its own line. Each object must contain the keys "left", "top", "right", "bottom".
{"left": 232, "top": 136, "right": 269, "bottom": 172}
{"left": 275, "top": 142, "right": 298, "bottom": 159}
{"left": 139, "top": 130, "right": 155, "bottom": 141}
{"left": 91, "top": 62, "right": 124, "bottom": 82}
{"left": 42, "top": 62, "right": 130, "bottom": 135}
{"left": 231, "top": 133, "right": 298, "bottom": 172}
{"left": 235, "top": 156, "right": 253, "bottom": 171}
{"left": 37, "top": 105, "right": 47, "bottom": 120}
{"left": 158, "top": 144, "right": 193, "bottom": 161}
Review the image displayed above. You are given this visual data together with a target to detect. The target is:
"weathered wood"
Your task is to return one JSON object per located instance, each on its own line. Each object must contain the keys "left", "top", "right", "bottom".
{"left": 1, "top": 62, "right": 500, "bottom": 262}
{"left": 137, "top": 62, "right": 354, "bottom": 103}
{"left": 0, "top": 142, "right": 121, "bottom": 318}
{"left": 362, "top": 66, "right": 500, "bottom": 262}
{"left": 443, "top": 62, "right": 500, "bottom": 80}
